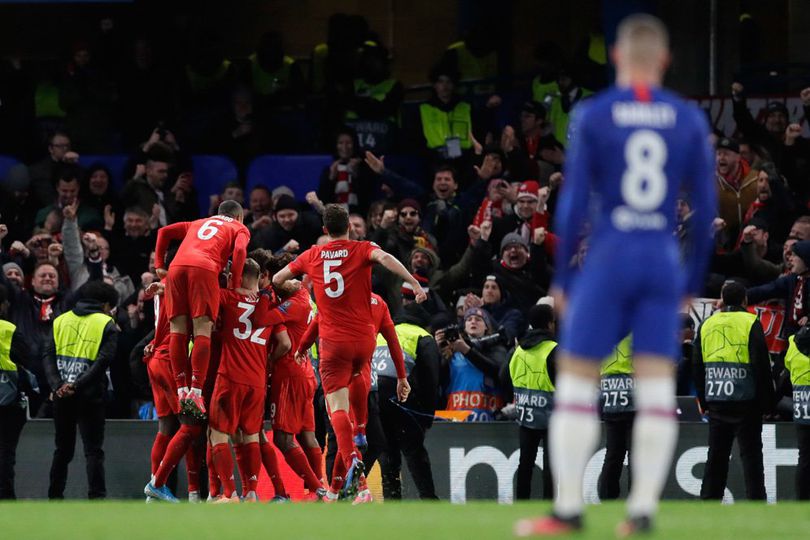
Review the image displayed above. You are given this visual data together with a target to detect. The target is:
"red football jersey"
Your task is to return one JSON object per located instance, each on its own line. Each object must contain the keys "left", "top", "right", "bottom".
{"left": 271, "top": 287, "right": 314, "bottom": 379}
{"left": 288, "top": 239, "right": 378, "bottom": 343}
{"left": 370, "top": 292, "right": 393, "bottom": 333}
{"left": 155, "top": 214, "right": 250, "bottom": 284}
{"left": 216, "top": 289, "right": 280, "bottom": 387}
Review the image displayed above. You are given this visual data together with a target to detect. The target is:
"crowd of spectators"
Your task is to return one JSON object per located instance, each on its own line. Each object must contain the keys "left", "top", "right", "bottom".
{"left": 2, "top": 12, "right": 810, "bottom": 425}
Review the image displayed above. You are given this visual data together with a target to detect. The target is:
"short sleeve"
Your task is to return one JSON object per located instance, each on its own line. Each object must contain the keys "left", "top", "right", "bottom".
{"left": 287, "top": 250, "right": 309, "bottom": 276}
{"left": 364, "top": 241, "right": 381, "bottom": 263}
{"left": 273, "top": 323, "right": 288, "bottom": 335}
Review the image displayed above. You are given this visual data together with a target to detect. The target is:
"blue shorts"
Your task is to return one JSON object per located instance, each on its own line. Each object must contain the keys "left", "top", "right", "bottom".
{"left": 559, "top": 236, "right": 685, "bottom": 361}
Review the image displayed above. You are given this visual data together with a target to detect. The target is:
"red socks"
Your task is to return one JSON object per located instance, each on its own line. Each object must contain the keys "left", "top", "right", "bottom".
{"left": 185, "top": 443, "right": 202, "bottom": 493}
{"left": 330, "top": 409, "right": 358, "bottom": 468}
{"left": 189, "top": 335, "right": 211, "bottom": 390}
{"left": 283, "top": 446, "right": 323, "bottom": 491}
{"left": 244, "top": 442, "right": 261, "bottom": 494}
{"left": 153, "top": 424, "right": 202, "bottom": 487}
{"left": 206, "top": 443, "right": 221, "bottom": 498}
{"left": 330, "top": 450, "right": 347, "bottom": 492}
{"left": 169, "top": 332, "right": 190, "bottom": 390}
{"left": 150, "top": 432, "right": 171, "bottom": 476}
{"left": 259, "top": 438, "right": 287, "bottom": 497}
{"left": 211, "top": 443, "right": 236, "bottom": 498}
{"left": 304, "top": 446, "right": 324, "bottom": 483}
{"left": 233, "top": 444, "right": 249, "bottom": 496}
{"left": 349, "top": 375, "right": 370, "bottom": 436}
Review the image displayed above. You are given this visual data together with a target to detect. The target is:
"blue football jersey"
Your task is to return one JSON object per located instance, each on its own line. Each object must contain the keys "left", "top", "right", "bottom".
{"left": 553, "top": 84, "right": 716, "bottom": 296}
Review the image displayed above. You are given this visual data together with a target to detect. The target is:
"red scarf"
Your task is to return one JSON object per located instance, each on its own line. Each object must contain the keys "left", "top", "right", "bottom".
{"left": 35, "top": 295, "right": 56, "bottom": 322}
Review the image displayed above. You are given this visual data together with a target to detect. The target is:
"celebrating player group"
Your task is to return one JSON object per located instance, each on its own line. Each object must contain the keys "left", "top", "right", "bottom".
{"left": 141, "top": 200, "right": 425, "bottom": 504}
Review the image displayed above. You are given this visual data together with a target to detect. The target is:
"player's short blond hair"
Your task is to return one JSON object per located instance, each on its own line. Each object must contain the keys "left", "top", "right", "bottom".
{"left": 243, "top": 258, "right": 261, "bottom": 280}
{"left": 616, "top": 14, "right": 669, "bottom": 66}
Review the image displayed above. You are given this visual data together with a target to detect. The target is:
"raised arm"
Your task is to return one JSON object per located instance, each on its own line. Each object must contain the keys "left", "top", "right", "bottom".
{"left": 297, "top": 313, "right": 320, "bottom": 355}
{"left": 369, "top": 248, "right": 426, "bottom": 303}
{"left": 230, "top": 231, "right": 250, "bottom": 289}
{"left": 154, "top": 222, "right": 190, "bottom": 275}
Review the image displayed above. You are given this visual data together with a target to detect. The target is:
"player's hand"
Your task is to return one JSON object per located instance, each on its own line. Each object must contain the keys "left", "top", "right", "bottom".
{"left": 396, "top": 377, "right": 411, "bottom": 402}
{"left": 800, "top": 87, "right": 810, "bottom": 107}
{"left": 364, "top": 151, "right": 385, "bottom": 175}
{"left": 235, "top": 287, "right": 258, "bottom": 301}
{"left": 143, "top": 343, "right": 155, "bottom": 358}
{"left": 550, "top": 286, "right": 567, "bottom": 318}
{"left": 282, "top": 239, "right": 300, "bottom": 253}
{"left": 731, "top": 82, "right": 744, "bottom": 97}
{"left": 294, "top": 351, "right": 306, "bottom": 366}
{"left": 145, "top": 281, "right": 164, "bottom": 297}
{"left": 155, "top": 268, "right": 168, "bottom": 279}
{"left": 785, "top": 123, "right": 803, "bottom": 146}
{"left": 412, "top": 284, "right": 427, "bottom": 304}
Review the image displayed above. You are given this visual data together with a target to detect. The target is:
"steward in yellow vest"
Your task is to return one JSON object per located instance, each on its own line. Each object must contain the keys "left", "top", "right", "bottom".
{"left": 691, "top": 281, "right": 774, "bottom": 501}
{"left": 43, "top": 281, "right": 119, "bottom": 499}
{"left": 0, "top": 283, "right": 32, "bottom": 499}
{"left": 780, "top": 325, "right": 810, "bottom": 499}
{"left": 417, "top": 62, "right": 475, "bottom": 162}
{"left": 249, "top": 31, "right": 305, "bottom": 109}
{"left": 372, "top": 303, "right": 440, "bottom": 500}
{"left": 505, "top": 304, "right": 556, "bottom": 500}
{"left": 597, "top": 335, "right": 634, "bottom": 500}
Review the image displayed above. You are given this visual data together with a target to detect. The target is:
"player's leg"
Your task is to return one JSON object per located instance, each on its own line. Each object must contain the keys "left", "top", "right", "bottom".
{"left": 150, "top": 416, "right": 178, "bottom": 482}
{"left": 185, "top": 434, "right": 204, "bottom": 502}
{"left": 349, "top": 368, "right": 371, "bottom": 448}
{"left": 168, "top": 316, "right": 190, "bottom": 394}
{"left": 736, "top": 415, "right": 766, "bottom": 500}
{"left": 205, "top": 437, "right": 221, "bottom": 500}
{"left": 617, "top": 355, "right": 677, "bottom": 536}
{"left": 258, "top": 430, "right": 288, "bottom": 499}
{"left": 298, "top": 431, "right": 324, "bottom": 485}
{"left": 274, "top": 378, "right": 324, "bottom": 493}
{"left": 184, "top": 316, "right": 214, "bottom": 417}
{"left": 209, "top": 427, "right": 238, "bottom": 502}
{"left": 237, "top": 432, "right": 261, "bottom": 501}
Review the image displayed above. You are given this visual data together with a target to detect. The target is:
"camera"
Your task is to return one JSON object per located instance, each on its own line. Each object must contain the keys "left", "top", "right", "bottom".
{"left": 440, "top": 325, "right": 460, "bottom": 343}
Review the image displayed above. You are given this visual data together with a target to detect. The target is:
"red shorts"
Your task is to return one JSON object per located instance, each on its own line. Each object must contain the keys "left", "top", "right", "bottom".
{"left": 269, "top": 374, "right": 316, "bottom": 434}
{"left": 164, "top": 265, "right": 220, "bottom": 321}
{"left": 209, "top": 377, "right": 265, "bottom": 435}
{"left": 318, "top": 337, "right": 376, "bottom": 395}
{"left": 147, "top": 352, "right": 179, "bottom": 417}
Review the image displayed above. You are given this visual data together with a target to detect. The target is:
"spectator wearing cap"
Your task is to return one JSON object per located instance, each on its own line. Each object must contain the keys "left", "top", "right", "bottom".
{"left": 436, "top": 306, "right": 509, "bottom": 421}
{"left": 421, "top": 165, "right": 477, "bottom": 268}
{"left": 395, "top": 246, "right": 448, "bottom": 317}
{"left": 479, "top": 274, "right": 527, "bottom": 342}
{"left": 471, "top": 232, "right": 551, "bottom": 313}
{"left": 740, "top": 161, "right": 795, "bottom": 246}
{"left": 715, "top": 136, "right": 759, "bottom": 250}
{"left": 250, "top": 194, "right": 322, "bottom": 253}
{"left": 2, "top": 264, "right": 24, "bottom": 290}
{"left": 371, "top": 198, "right": 437, "bottom": 267}
{"left": 747, "top": 239, "right": 810, "bottom": 338}
{"left": 491, "top": 179, "right": 557, "bottom": 261}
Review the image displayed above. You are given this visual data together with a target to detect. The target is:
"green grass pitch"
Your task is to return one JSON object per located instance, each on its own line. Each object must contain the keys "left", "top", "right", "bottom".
{"left": 2, "top": 501, "right": 809, "bottom": 539}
